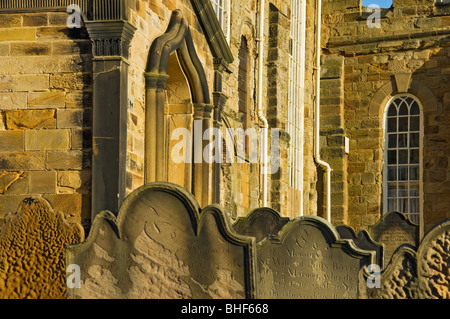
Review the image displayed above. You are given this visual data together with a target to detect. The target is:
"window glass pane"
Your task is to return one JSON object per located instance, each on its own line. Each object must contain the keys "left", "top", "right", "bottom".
{"left": 410, "top": 182, "right": 419, "bottom": 196}
{"left": 388, "top": 166, "right": 397, "bottom": 181}
{"left": 399, "top": 103, "right": 408, "bottom": 115}
{"left": 398, "top": 134, "right": 407, "bottom": 148}
{"left": 398, "top": 166, "right": 408, "bottom": 180}
{"left": 388, "top": 150, "right": 397, "bottom": 164}
{"left": 399, "top": 117, "right": 408, "bottom": 131}
{"left": 410, "top": 116, "right": 420, "bottom": 131}
{"left": 387, "top": 183, "right": 397, "bottom": 197}
{"left": 398, "top": 197, "right": 408, "bottom": 213}
{"left": 410, "top": 165, "right": 419, "bottom": 180}
{"left": 404, "top": 97, "right": 414, "bottom": 105}
{"left": 409, "top": 198, "right": 419, "bottom": 214}
{"left": 410, "top": 133, "right": 419, "bottom": 147}
{"left": 409, "top": 213, "right": 419, "bottom": 224}
{"left": 388, "top": 134, "right": 397, "bottom": 148}
{"left": 388, "top": 118, "right": 397, "bottom": 132}
{"left": 387, "top": 104, "right": 397, "bottom": 116}
{"left": 388, "top": 198, "right": 396, "bottom": 212}
{"left": 410, "top": 102, "right": 420, "bottom": 115}
{"left": 410, "top": 149, "right": 419, "bottom": 164}
{"left": 398, "top": 150, "right": 408, "bottom": 164}
{"left": 398, "top": 182, "right": 408, "bottom": 197}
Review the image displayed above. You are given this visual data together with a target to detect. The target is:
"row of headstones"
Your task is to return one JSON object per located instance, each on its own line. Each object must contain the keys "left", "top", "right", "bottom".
{"left": 65, "top": 182, "right": 449, "bottom": 299}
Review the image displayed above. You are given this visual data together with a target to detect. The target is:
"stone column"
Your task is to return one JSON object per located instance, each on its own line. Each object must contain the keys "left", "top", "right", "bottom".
{"left": 86, "top": 21, "right": 136, "bottom": 218}
{"left": 212, "top": 57, "right": 230, "bottom": 204}
{"left": 144, "top": 72, "right": 170, "bottom": 183}
{"left": 193, "top": 103, "right": 214, "bottom": 207}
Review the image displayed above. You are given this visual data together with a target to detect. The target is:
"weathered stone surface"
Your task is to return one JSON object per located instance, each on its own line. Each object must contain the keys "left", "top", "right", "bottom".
{"left": 359, "top": 245, "right": 418, "bottom": 299}
{"left": 43, "top": 194, "right": 82, "bottom": 218}
{"left": 369, "top": 212, "right": 419, "bottom": 265}
{"left": 10, "top": 42, "right": 51, "bottom": 56}
{"left": 46, "top": 150, "right": 83, "bottom": 170}
{"left": 25, "top": 129, "right": 70, "bottom": 151}
{"left": 28, "top": 91, "right": 65, "bottom": 108}
{"left": 0, "top": 28, "right": 36, "bottom": 41}
{"left": 66, "top": 182, "right": 256, "bottom": 299}
{"left": 0, "top": 131, "right": 24, "bottom": 151}
{"left": 336, "top": 224, "right": 385, "bottom": 268}
{"left": 0, "top": 151, "right": 46, "bottom": 170}
{"left": 416, "top": 218, "right": 450, "bottom": 299}
{"left": 0, "top": 171, "right": 25, "bottom": 194}
{"left": 29, "top": 170, "right": 57, "bottom": 193}
{"left": 256, "top": 216, "right": 375, "bottom": 299}
{"left": 233, "top": 207, "right": 290, "bottom": 242}
{"left": 12, "top": 74, "right": 49, "bottom": 91}
{"left": 5, "top": 109, "right": 56, "bottom": 129}
{"left": 0, "top": 197, "right": 84, "bottom": 298}
{"left": 0, "top": 92, "right": 27, "bottom": 109}
{"left": 359, "top": 218, "right": 450, "bottom": 299}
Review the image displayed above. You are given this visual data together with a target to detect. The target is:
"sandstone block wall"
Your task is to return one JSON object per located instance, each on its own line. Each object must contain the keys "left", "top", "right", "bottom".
{"left": 322, "top": 0, "right": 450, "bottom": 231}
{"left": 0, "top": 11, "right": 92, "bottom": 229}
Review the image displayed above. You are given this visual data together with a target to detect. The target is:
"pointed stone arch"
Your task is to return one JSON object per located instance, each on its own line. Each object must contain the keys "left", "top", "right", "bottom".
{"left": 144, "top": 10, "right": 213, "bottom": 207}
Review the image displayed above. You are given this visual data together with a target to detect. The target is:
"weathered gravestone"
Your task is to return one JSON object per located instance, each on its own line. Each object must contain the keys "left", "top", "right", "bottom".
{"left": 360, "top": 218, "right": 450, "bottom": 299}
{"left": 233, "top": 208, "right": 290, "bottom": 242}
{"left": 66, "top": 182, "right": 256, "bottom": 299}
{"left": 336, "top": 224, "right": 384, "bottom": 269}
{"left": 416, "top": 218, "right": 450, "bottom": 299}
{"left": 359, "top": 245, "right": 417, "bottom": 299}
{"left": 0, "top": 197, "right": 84, "bottom": 299}
{"left": 368, "top": 212, "right": 419, "bottom": 266}
{"left": 256, "top": 216, "right": 375, "bottom": 299}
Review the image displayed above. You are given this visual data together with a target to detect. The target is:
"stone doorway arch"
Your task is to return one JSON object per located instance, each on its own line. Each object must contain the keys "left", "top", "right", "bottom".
{"left": 144, "top": 9, "right": 213, "bottom": 206}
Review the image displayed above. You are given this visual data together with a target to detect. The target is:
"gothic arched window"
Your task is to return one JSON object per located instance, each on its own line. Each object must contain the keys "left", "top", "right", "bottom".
{"left": 383, "top": 94, "right": 423, "bottom": 224}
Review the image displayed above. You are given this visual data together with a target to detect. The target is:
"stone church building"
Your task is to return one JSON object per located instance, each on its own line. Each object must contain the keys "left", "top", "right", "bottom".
{"left": 1, "top": 0, "right": 450, "bottom": 259}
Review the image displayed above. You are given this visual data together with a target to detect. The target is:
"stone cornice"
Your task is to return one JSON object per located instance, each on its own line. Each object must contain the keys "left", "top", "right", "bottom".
{"left": 85, "top": 20, "right": 136, "bottom": 58}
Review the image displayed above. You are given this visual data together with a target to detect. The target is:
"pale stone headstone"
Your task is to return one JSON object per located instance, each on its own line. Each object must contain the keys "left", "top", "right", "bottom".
{"left": 359, "top": 245, "right": 417, "bottom": 299}
{"left": 336, "top": 224, "right": 385, "bottom": 268}
{"left": 66, "top": 182, "right": 256, "bottom": 299}
{"left": 360, "top": 218, "right": 450, "bottom": 299}
{"left": 368, "top": 212, "right": 419, "bottom": 265}
{"left": 0, "top": 197, "right": 84, "bottom": 299}
{"left": 232, "top": 207, "right": 290, "bottom": 242}
{"left": 256, "top": 216, "right": 375, "bottom": 299}
{"left": 416, "top": 218, "right": 450, "bottom": 299}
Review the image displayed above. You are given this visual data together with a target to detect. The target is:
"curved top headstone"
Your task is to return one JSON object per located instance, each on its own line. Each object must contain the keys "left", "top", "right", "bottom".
{"left": 336, "top": 224, "right": 385, "bottom": 268}
{"left": 232, "top": 207, "right": 290, "bottom": 242}
{"left": 0, "top": 197, "right": 84, "bottom": 299}
{"left": 66, "top": 182, "right": 256, "bottom": 299}
{"left": 359, "top": 245, "right": 418, "bottom": 299}
{"left": 416, "top": 218, "right": 450, "bottom": 299}
{"left": 368, "top": 211, "right": 419, "bottom": 265}
{"left": 256, "top": 216, "right": 375, "bottom": 299}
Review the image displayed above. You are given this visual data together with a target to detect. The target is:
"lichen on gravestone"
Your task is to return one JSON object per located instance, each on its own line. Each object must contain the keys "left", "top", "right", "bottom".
{"left": 0, "top": 197, "right": 84, "bottom": 299}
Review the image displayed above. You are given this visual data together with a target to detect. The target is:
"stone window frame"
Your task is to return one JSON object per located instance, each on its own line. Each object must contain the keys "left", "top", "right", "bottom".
{"left": 210, "top": 0, "right": 231, "bottom": 43}
{"left": 287, "top": 0, "right": 306, "bottom": 192}
{"left": 370, "top": 73, "right": 437, "bottom": 236}
{"left": 382, "top": 93, "right": 424, "bottom": 226}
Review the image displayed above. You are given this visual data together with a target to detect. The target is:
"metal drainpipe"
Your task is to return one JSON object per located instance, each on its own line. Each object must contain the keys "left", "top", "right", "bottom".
{"left": 314, "top": 0, "right": 332, "bottom": 222}
{"left": 257, "top": 0, "right": 268, "bottom": 207}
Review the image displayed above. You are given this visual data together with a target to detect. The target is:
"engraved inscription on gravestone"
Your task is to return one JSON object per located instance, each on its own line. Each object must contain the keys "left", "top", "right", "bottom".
{"left": 256, "top": 216, "right": 375, "bottom": 299}
{"left": 233, "top": 208, "right": 290, "bottom": 242}
{"left": 368, "top": 212, "right": 419, "bottom": 266}
{"left": 66, "top": 182, "right": 256, "bottom": 299}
